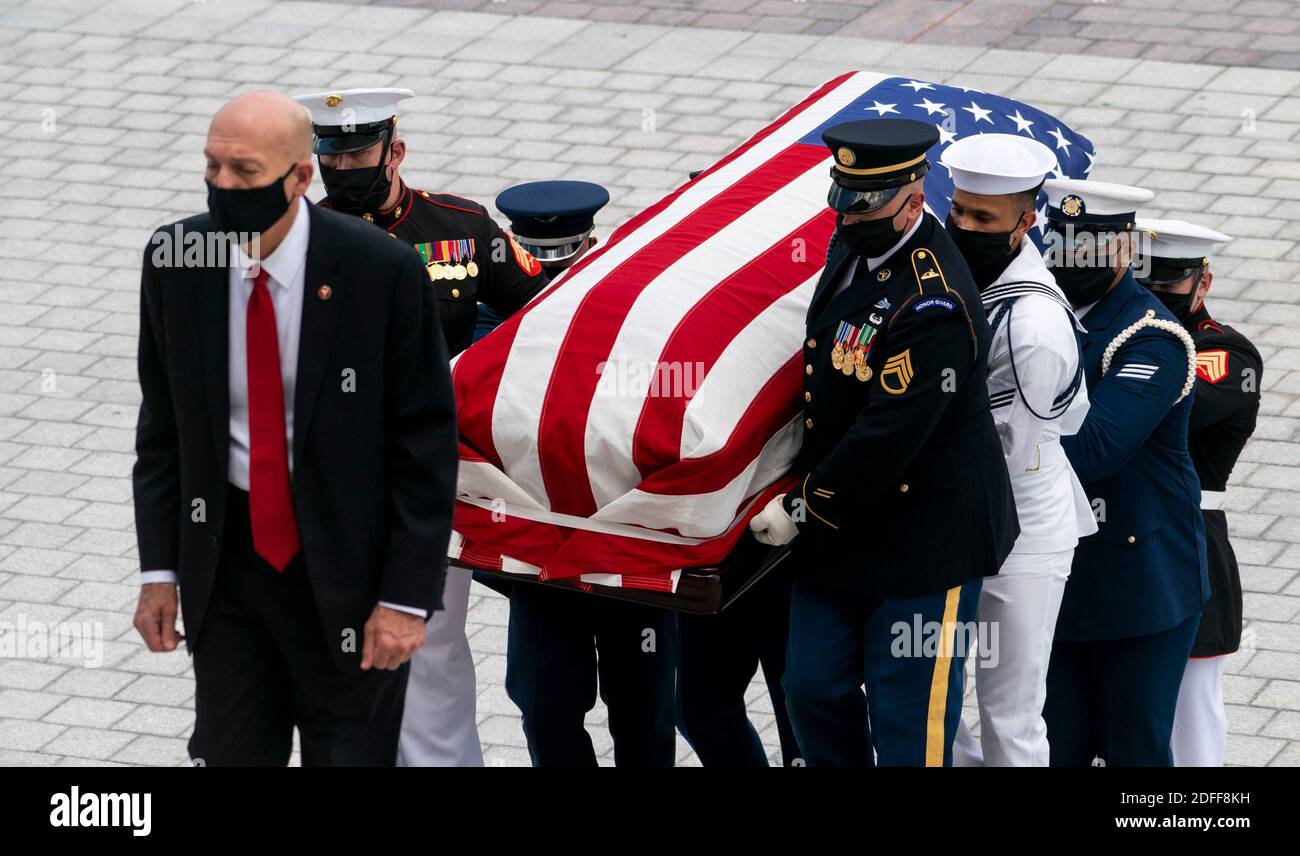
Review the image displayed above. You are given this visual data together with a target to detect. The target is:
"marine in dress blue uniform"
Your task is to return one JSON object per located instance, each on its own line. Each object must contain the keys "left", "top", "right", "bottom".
{"left": 293, "top": 88, "right": 549, "bottom": 357}
{"left": 1134, "top": 219, "right": 1261, "bottom": 767}
{"left": 489, "top": 182, "right": 679, "bottom": 768}
{"left": 1040, "top": 180, "right": 1209, "bottom": 767}
{"left": 748, "top": 119, "right": 1019, "bottom": 767}
{"left": 293, "top": 88, "right": 549, "bottom": 768}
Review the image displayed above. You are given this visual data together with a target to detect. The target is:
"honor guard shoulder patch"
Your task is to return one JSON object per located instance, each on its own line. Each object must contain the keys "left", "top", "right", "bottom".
{"left": 1196, "top": 349, "right": 1230, "bottom": 384}
{"left": 880, "top": 349, "right": 914, "bottom": 395}
{"left": 913, "top": 296, "right": 955, "bottom": 313}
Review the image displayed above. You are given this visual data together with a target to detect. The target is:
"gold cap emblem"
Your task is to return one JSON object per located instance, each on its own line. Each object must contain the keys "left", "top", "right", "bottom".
{"left": 324, "top": 94, "right": 343, "bottom": 108}
{"left": 836, "top": 147, "right": 856, "bottom": 167}
{"left": 1060, "top": 195, "right": 1083, "bottom": 217}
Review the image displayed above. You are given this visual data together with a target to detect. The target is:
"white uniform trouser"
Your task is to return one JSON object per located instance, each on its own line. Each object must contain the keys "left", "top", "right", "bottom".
{"left": 1171, "top": 655, "right": 1228, "bottom": 767}
{"left": 397, "top": 568, "right": 484, "bottom": 767}
{"left": 954, "top": 549, "right": 1072, "bottom": 767}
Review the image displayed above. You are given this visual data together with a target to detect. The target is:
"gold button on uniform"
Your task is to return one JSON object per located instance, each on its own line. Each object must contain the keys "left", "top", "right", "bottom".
{"left": 805, "top": 364, "right": 813, "bottom": 376}
{"left": 804, "top": 418, "right": 813, "bottom": 430}
{"left": 1127, "top": 535, "right": 1136, "bottom": 544}
{"left": 804, "top": 391, "right": 812, "bottom": 402}
{"left": 899, "top": 484, "right": 909, "bottom": 493}
{"left": 451, "top": 288, "right": 460, "bottom": 298}
{"left": 806, "top": 338, "right": 817, "bottom": 349}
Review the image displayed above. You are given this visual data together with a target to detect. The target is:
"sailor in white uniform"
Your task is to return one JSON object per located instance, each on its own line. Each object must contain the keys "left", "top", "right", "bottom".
{"left": 940, "top": 135, "right": 1099, "bottom": 766}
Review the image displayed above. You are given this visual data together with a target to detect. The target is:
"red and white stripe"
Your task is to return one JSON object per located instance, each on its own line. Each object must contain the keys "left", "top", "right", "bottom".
{"left": 451, "top": 72, "right": 891, "bottom": 591}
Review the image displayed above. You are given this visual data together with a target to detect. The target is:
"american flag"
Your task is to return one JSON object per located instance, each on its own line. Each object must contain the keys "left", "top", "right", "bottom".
{"left": 449, "top": 72, "right": 1095, "bottom": 594}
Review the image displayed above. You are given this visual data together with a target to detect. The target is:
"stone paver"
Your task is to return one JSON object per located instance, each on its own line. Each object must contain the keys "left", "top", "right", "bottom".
{"left": 329, "top": 0, "right": 1300, "bottom": 69}
{"left": 0, "top": 0, "right": 1296, "bottom": 766}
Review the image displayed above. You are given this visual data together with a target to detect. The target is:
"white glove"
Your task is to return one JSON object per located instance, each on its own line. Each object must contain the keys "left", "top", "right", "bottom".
{"left": 749, "top": 495, "right": 799, "bottom": 546}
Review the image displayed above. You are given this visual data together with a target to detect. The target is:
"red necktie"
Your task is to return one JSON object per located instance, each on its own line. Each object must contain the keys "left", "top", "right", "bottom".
{"left": 246, "top": 268, "right": 301, "bottom": 572}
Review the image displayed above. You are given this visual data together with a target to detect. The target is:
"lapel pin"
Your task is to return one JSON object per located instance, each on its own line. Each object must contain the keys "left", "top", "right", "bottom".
{"left": 317, "top": 284, "right": 332, "bottom": 301}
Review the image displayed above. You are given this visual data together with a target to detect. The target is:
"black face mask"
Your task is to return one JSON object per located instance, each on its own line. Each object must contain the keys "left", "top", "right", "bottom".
{"left": 206, "top": 164, "right": 295, "bottom": 235}
{"left": 945, "top": 216, "right": 1021, "bottom": 291}
{"left": 319, "top": 141, "right": 394, "bottom": 215}
{"left": 1051, "top": 260, "right": 1118, "bottom": 307}
{"left": 1154, "top": 286, "right": 1198, "bottom": 325}
{"left": 838, "top": 194, "right": 911, "bottom": 258}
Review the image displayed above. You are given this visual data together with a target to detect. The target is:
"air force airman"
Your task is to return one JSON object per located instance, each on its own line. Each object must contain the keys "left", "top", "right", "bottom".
{"left": 939, "top": 135, "right": 1098, "bottom": 767}
{"left": 749, "top": 118, "right": 1019, "bottom": 767}
{"left": 491, "top": 182, "right": 680, "bottom": 769}
{"left": 1041, "top": 180, "right": 1208, "bottom": 767}
{"left": 1135, "top": 219, "right": 1261, "bottom": 767}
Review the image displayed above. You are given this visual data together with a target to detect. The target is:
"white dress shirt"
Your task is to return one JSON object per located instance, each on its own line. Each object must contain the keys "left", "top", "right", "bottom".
{"left": 141, "top": 199, "right": 425, "bottom": 618}
{"left": 828, "top": 212, "right": 924, "bottom": 302}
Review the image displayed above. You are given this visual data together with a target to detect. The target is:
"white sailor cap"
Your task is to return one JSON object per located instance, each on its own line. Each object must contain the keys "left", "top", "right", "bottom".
{"left": 1042, "top": 178, "right": 1153, "bottom": 229}
{"left": 292, "top": 87, "right": 415, "bottom": 155}
{"left": 1136, "top": 218, "right": 1231, "bottom": 262}
{"left": 940, "top": 133, "right": 1057, "bottom": 196}
{"left": 1134, "top": 218, "right": 1231, "bottom": 284}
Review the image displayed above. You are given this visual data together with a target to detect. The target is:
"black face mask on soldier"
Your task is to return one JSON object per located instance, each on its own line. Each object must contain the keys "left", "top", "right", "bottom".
{"left": 1053, "top": 259, "right": 1121, "bottom": 307}
{"left": 838, "top": 193, "right": 912, "bottom": 258}
{"left": 320, "top": 140, "right": 394, "bottom": 214}
{"left": 205, "top": 164, "right": 296, "bottom": 235}
{"left": 945, "top": 215, "right": 1025, "bottom": 290}
{"left": 1153, "top": 277, "right": 1201, "bottom": 324}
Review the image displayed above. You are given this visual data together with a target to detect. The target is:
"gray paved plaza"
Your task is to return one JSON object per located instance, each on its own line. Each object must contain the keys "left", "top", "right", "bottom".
{"left": 0, "top": 0, "right": 1297, "bottom": 766}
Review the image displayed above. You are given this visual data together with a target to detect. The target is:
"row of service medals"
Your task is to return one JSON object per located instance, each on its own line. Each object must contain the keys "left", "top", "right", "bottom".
{"left": 418, "top": 239, "right": 479, "bottom": 281}
{"left": 830, "top": 319, "right": 877, "bottom": 382}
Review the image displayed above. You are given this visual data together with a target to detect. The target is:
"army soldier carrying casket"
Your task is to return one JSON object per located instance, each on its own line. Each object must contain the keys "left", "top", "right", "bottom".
{"left": 293, "top": 87, "right": 549, "bottom": 768}
{"left": 1135, "top": 219, "right": 1262, "bottom": 767}
{"left": 748, "top": 118, "right": 1019, "bottom": 767}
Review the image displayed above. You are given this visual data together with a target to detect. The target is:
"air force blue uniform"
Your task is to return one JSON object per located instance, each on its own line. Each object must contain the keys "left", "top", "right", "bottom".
{"left": 1046, "top": 271, "right": 1208, "bottom": 766}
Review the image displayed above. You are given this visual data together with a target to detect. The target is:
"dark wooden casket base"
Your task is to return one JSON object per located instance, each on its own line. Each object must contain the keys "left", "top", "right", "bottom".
{"left": 455, "top": 539, "right": 791, "bottom": 615}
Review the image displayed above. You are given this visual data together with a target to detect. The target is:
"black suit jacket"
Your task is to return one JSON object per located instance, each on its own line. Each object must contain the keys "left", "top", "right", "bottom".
{"left": 133, "top": 203, "right": 459, "bottom": 670}
{"left": 783, "top": 213, "right": 1019, "bottom": 598}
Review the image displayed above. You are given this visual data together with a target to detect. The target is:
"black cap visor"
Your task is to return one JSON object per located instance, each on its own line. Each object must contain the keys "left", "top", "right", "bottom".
{"left": 1135, "top": 257, "right": 1204, "bottom": 287}
{"left": 827, "top": 182, "right": 902, "bottom": 214}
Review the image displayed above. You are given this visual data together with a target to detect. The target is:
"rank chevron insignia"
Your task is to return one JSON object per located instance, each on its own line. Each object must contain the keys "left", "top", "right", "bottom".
{"left": 1196, "top": 349, "right": 1229, "bottom": 384}
{"left": 880, "top": 349, "right": 914, "bottom": 394}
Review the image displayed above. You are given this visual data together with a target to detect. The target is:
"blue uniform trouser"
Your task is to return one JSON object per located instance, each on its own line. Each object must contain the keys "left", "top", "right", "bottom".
{"left": 783, "top": 577, "right": 983, "bottom": 767}
{"left": 505, "top": 584, "right": 678, "bottom": 767}
{"left": 1044, "top": 612, "right": 1199, "bottom": 767}
{"left": 676, "top": 563, "right": 802, "bottom": 767}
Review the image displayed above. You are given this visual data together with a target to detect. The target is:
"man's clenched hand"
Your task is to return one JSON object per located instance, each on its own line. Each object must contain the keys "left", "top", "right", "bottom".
{"left": 361, "top": 605, "right": 427, "bottom": 670}
{"left": 749, "top": 494, "right": 799, "bottom": 546}
{"left": 134, "top": 583, "right": 182, "bottom": 652}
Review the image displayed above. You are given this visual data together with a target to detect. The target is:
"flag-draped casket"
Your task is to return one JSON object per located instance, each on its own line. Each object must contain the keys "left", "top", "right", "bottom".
{"left": 449, "top": 71, "right": 1095, "bottom": 601}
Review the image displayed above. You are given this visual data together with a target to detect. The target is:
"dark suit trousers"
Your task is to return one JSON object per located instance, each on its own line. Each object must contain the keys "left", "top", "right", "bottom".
{"left": 1045, "top": 613, "right": 1199, "bottom": 767}
{"left": 505, "top": 584, "right": 677, "bottom": 767}
{"left": 188, "top": 487, "right": 409, "bottom": 767}
{"left": 676, "top": 564, "right": 802, "bottom": 767}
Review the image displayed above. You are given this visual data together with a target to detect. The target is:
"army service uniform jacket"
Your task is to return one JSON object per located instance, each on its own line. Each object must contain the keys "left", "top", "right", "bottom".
{"left": 320, "top": 181, "right": 548, "bottom": 356}
{"left": 782, "top": 212, "right": 1020, "bottom": 599}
